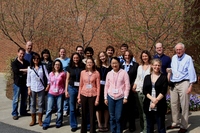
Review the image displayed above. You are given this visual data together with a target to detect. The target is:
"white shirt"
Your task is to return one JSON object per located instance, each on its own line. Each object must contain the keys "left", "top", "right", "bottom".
{"left": 27, "top": 65, "right": 49, "bottom": 92}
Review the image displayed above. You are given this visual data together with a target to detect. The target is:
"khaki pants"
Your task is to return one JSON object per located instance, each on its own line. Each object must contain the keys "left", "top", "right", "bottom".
{"left": 170, "top": 81, "right": 190, "bottom": 129}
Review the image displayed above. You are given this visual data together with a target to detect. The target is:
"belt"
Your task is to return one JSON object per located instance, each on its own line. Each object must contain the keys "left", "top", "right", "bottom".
{"left": 174, "top": 79, "right": 189, "bottom": 84}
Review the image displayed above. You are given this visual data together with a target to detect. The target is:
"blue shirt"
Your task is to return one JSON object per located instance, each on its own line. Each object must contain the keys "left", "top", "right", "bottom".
{"left": 170, "top": 53, "right": 196, "bottom": 83}
{"left": 118, "top": 56, "right": 136, "bottom": 64}
{"left": 56, "top": 57, "right": 70, "bottom": 72}
{"left": 122, "top": 61, "right": 133, "bottom": 72}
{"left": 153, "top": 54, "right": 171, "bottom": 75}
{"left": 24, "top": 52, "right": 35, "bottom": 63}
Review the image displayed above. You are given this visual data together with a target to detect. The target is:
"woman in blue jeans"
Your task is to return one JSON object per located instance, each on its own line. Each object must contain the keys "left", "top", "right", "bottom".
{"left": 65, "top": 52, "right": 85, "bottom": 132}
{"left": 42, "top": 60, "right": 66, "bottom": 130}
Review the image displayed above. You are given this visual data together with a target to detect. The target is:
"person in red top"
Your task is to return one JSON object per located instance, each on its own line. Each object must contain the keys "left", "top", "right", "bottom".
{"left": 78, "top": 58, "right": 100, "bottom": 133}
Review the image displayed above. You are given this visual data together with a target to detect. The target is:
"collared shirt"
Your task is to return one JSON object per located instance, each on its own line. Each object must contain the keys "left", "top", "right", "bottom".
{"left": 153, "top": 54, "right": 171, "bottom": 75}
{"left": 122, "top": 61, "right": 133, "bottom": 72}
{"left": 118, "top": 56, "right": 136, "bottom": 64}
{"left": 27, "top": 65, "right": 49, "bottom": 92}
{"left": 48, "top": 71, "right": 66, "bottom": 96}
{"left": 170, "top": 53, "right": 196, "bottom": 83}
{"left": 56, "top": 57, "right": 70, "bottom": 72}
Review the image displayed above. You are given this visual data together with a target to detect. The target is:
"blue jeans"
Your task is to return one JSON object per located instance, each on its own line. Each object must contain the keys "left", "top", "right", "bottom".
{"left": 68, "top": 85, "right": 78, "bottom": 128}
{"left": 12, "top": 84, "right": 28, "bottom": 116}
{"left": 63, "top": 97, "right": 69, "bottom": 112}
{"left": 108, "top": 95, "right": 123, "bottom": 133}
{"left": 146, "top": 111, "right": 166, "bottom": 133}
{"left": 43, "top": 93, "right": 64, "bottom": 128}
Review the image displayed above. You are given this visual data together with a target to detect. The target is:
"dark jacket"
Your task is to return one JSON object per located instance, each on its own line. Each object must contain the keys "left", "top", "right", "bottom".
{"left": 11, "top": 58, "right": 30, "bottom": 86}
{"left": 143, "top": 74, "right": 168, "bottom": 115}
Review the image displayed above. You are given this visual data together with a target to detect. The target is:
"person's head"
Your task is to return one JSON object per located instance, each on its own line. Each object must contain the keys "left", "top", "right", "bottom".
{"left": 140, "top": 50, "right": 151, "bottom": 65}
{"left": 41, "top": 49, "right": 52, "bottom": 61}
{"left": 59, "top": 48, "right": 66, "bottom": 58}
{"left": 26, "top": 41, "right": 33, "bottom": 53}
{"left": 76, "top": 45, "right": 84, "bottom": 56}
{"left": 52, "top": 59, "right": 63, "bottom": 73}
{"left": 96, "top": 51, "right": 109, "bottom": 68}
{"left": 110, "top": 57, "right": 121, "bottom": 72}
{"left": 30, "top": 53, "right": 41, "bottom": 67}
{"left": 155, "top": 43, "right": 164, "bottom": 56}
{"left": 150, "top": 59, "right": 162, "bottom": 74}
{"left": 17, "top": 47, "right": 25, "bottom": 61}
{"left": 85, "top": 58, "right": 96, "bottom": 71}
{"left": 123, "top": 50, "right": 133, "bottom": 63}
{"left": 84, "top": 47, "right": 94, "bottom": 58}
{"left": 69, "top": 52, "right": 84, "bottom": 68}
{"left": 175, "top": 42, "right": 185, "bottom": 57}
{"left": 120, "top": 43, "right": 128, "bottom": 55}
{"left": 106, "top": 45, "right": 115, "bottom": 58}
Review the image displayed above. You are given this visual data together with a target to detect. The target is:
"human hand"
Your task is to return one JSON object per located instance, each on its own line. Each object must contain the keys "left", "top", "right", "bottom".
{"left": 104, "top": 100, "right": 108, "bottom": 106}
{"left": 123, "top": 98, "right": 128, "bottom": 104}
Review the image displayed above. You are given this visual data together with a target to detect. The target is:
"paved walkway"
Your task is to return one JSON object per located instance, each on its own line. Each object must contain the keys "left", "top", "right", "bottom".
{"left": 0, "top": 73, "right": 200, "bottom": 133}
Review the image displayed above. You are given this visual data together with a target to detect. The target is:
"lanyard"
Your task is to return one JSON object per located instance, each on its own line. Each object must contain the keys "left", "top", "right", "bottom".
{"left": 113, "top": 71, "right": 119, "bottom": 89}
{"left": 75, "top": 68, "right": 80, "bottom": 81}
{"left": 101, "top": 67, "right": 106, "bottom": 80}
{"left": 53, "top": 73, "right": 59, "bottom": 86}
{"left": 88, "top": 72, "right": 93, "bottom": 84}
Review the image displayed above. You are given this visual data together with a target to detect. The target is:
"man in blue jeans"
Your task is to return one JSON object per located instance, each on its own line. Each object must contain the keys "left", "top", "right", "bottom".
{"left": 11, "top": 47, "right": 30, "bottom": 120}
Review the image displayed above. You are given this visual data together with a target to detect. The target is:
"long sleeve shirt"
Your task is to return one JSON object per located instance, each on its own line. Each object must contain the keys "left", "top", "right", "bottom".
{"left": 27, "top": 65, "right": 49, "bottom": 92}
{"left": 104, "top": 69, "right": 130, "bottom": 100}
{"left": 134, "top": 65, "right": 151, "bottom": 92}
{"left": 48, "top": 71, "right": 66, "bottom": 96}
{"left": 170, "top": 53, "right": 196, "bottom": 83}
{"left": 78, "top": 70, "right": 100, "bottom": 102}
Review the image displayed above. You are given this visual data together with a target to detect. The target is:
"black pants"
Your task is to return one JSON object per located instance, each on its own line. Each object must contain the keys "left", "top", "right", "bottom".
{"left": 80, "top": 95, "right": 96, "bottom": 133}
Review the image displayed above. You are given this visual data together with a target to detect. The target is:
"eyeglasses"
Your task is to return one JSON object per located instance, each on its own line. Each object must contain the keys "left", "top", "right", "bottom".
{"left": 153, "top": 65, "right": 161, "bottom": 67}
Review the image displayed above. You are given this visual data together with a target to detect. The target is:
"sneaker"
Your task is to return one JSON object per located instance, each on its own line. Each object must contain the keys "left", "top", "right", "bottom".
{"left": 55, "top": 112, "right": 58, "bottom": 116}
{"left": 63, "top": 111, "right": 67, "bottom": 117}
{"left": 13, "top": 116, "right": 19, "bottom": 120}
{"left": 43, "top": 126, "right": 48, "bottom": 130}
{"left": 71, "top": 128, "right": 77, "bottom": 132}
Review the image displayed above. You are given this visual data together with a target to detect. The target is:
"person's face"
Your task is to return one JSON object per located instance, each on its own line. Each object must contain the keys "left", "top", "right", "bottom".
{"left": 111, "top": 59, "right": 120, "bottom": 71}
{"left": 120, "top": 46, "right": 127, "bottom": 55}
{"left": 73, "top": 54, "right": 80, "bottom": 64}
{"left": 76, "top": 47, "right": 84, "bottom": 55}
{"left": 54, "top": 61, "right": 61, "bottom": 72}
{"left": 17, "top": 50, "right": 25, "bottom": 60}
{"left": 155, "top": 43, "right": 163, "bottom": 55}
{"left": 43, "top": 53, "right": 49, "bottom": 60}
{"left": 85, "top": 51, "right": 92, "bottom": 58}
{"left": 124, "top": 51, "right": 131, "bottom": 62}
{"left": 152, "top": 61, "right": 161, "bottom": 73}
{"left": 99, "top": 52, "right": 106, "bottom": 63}
{"left": 59, "top": 49, "right": 66, "bottom": 58}
{"left": 26, "top": 44, "right": 32, "bottom": 52}
{"left": 106, "top": 48, "right": 114, "bottom": 57}
{"left": 175, "top": 44, "right": 185, "bottom": 57}
{"left": 86, "top": 59, "right": 94, "bottom": 69}
{"left": 33, "top": 56, "right": 40, "bottom": 65}
{"left": 142, "top": 53, "right": 149, "bottom": 64}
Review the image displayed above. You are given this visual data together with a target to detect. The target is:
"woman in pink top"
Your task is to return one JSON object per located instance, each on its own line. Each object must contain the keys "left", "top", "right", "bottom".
{"left": 104, "top": 57, "right": 130, "bottom": 133}
{"left": 42, "top": 59, "right": 66, "bottom": 130}
{"left": 78, "top": 58, "right": 100, "bottom": 133}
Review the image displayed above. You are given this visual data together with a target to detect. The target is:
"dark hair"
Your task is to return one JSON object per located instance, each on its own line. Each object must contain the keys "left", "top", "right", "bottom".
{"left": 76, "top": 45, "right": 84, "bottom": 51}
{"left": 52, "top": 59, "right": 63, "bottom": 73}
{"left": 30, "top": 53, "right": 42, "bottom": 68}
{"left": 110, "top": 57, "right": 121, "bottom": 69}
{"left": 84, "top": 47, "right": 94, "bottom": 55}
{"left": 140, "top": 50, "right": 152, "bottom": 65}
{"left": 123, "top": 50, "right": 133, "bottom": 62}
{"left": 85, "top": 58, "right": 96, "bottom": 71}
{"left": 69, "top": 52, "right": 85, "bottom": 68}
{"left": 96, "top": 51, "right": 109, "bottom": 68}
{"left": 120, "top": 43, "right": 128, "bottom": 49}
{"left": 106, "top": 45, "right": 115, "bottom": 54}
{"left": 41, "top": 49, "right": 52, "bottom": 62}
{"left": 18, "top": 47, "right": 25, "bottom": 52}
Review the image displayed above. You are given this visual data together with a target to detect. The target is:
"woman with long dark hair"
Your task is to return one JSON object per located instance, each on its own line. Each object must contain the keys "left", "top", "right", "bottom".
{"left": 27, "top": 53, "right": 49, "bottom": 126}
{"left": 41, "top": 49, "right": 53, "bottom": 74}
{"left": 65, "top": 52, "right": 85, "bottom": 132}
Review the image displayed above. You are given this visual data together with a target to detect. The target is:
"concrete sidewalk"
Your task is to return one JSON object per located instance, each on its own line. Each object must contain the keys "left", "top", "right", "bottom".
{"left": 0, "top": 73, "right": 199, "bottom": 133}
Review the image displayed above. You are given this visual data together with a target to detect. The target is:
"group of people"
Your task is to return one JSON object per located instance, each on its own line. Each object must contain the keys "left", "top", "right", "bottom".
{"left": 11, "top": 41, "right": 196, "bottom": 133}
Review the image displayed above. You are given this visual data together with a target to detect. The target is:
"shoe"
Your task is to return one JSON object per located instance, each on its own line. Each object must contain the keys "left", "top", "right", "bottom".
{"left": 43, "top": 126, "right": 48, "bottom": 130}
{"left": 166, "top": 125, "right": 180, "bottom": 130}
{"left": 178, "top": 128, "right": 187, "bottom": 133}
{"left": 71, "top": 128, "right": 77, "bottom": 132}
{"left": 103, "top": 127, "right": 109, "bottom": 132}
{"left": 63, "top": 111, "right": 68, "bottom": 117}
{"left": 13, "top": 116, "right": 19, "bottom": 120}
{"left": 98, "top": 127, "right": 104, "bottom": 132}
{"left": 56, "top": 125, "right": 62, "bottom": 128}
{"left": 55, "top": 112, "right": 57, "bottom": 116}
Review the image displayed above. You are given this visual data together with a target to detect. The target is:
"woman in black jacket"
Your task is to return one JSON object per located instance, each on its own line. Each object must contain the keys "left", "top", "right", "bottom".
{"left": 143, "top": 59, "right": 168, "bottom": 133}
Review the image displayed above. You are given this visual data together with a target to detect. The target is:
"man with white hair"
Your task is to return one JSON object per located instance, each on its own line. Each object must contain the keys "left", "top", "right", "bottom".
{"left": 24, "top": 41, "right": 35, "bottom": 63}
{"left": 167, "top": 43, "right": 196, "bottom": 133}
